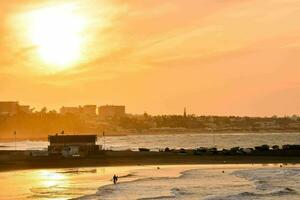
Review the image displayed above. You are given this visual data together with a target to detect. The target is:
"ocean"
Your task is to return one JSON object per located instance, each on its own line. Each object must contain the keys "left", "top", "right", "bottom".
{"left": 0, "top": 164, "right": 299, "bottom": 200}
{"left": 1, "top": 132, "right": 300, "bottom": 200}
{"left": 1, "top": 132, "right": 300, "bottom": 151}
{"left": 76, "top": 165, "right": 300, "bottom": 200}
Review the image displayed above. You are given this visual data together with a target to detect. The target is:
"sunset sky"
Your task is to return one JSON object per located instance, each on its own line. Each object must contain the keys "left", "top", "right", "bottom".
{"left": 1, "top": 0, "right": 300, "bottom": 116}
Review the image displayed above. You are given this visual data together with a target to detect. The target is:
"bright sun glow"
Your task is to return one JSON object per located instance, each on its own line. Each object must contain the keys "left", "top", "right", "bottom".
{"left": 28, "top": 5, "right": 86, "bottom": 70}
{"left": 39, "top": 171, "right": 66, "bottom": 187}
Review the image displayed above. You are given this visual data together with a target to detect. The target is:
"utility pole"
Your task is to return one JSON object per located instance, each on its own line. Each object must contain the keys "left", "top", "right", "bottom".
{"left": 213, "top": 134, "right": 216, "bottom": 148}
{"left": 103, "top": 131, "right": 105, "bottom": 150}
{"left": 14, "top": 131, "right": 16, "bottom": 151}
{"left": 61, "top": 130, "right": 65, "bottom": 146}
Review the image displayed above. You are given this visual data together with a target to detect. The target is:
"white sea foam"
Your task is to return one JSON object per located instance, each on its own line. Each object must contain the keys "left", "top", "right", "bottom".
{"left": 75, "top": 166, "right": 300, "bottom": 200}
{"left": 1, "top": 165, "right": 299, "bottom": 200}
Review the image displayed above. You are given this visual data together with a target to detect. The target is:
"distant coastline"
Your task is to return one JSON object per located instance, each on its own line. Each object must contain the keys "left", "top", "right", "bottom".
{"left": 1, "top": 106, "right": 300, "bottom": 140}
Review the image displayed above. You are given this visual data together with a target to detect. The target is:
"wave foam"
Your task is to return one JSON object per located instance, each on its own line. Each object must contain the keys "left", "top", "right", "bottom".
{"left": 206, "top": 187, "right": 296, "bottom": 200}
{"left": 75, "top": 167, "right": 300, "bottom": 200}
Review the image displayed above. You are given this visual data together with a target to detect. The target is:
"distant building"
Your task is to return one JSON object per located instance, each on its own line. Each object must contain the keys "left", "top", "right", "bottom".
{"left": 98, "top": 105, "right": 125, "bottom": 120}
{"left": 80, "top": 105, "right": 96, "bottom": 116}
{"left": 0, "top": 101, "right": 31, "bottom": 115}
{"left": 60, "top": 106, "right": 80, "bottom": 115}
{"left": 0, "top": 101, "right": 19, "bottom": 115}
{"left": 60, "top": 105, "right": 96, "bottom": 117}
{"left": 48, "top": 134, "right": 100, "bottom": 156}
{"left": 19, "top": 105, "right": 31, "bottom": 114}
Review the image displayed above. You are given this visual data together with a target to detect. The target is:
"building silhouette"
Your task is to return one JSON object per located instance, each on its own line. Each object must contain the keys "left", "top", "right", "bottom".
{"left": 48, "top": 134, "right": 100, "bottom": 156}
{"left": 80, "top": 105, "right": 97, "bottom": 117}
{"left": 60, "top": 105, "right": 96, "bottom": 117}
{"left": 0, "top": 101, "right": 31, "bottom": 115}
{"left": 98, "top": 105, "right": 125, "bottom": 120}
{"left": 60, "top": 106, "right": 80, "bottom": 115}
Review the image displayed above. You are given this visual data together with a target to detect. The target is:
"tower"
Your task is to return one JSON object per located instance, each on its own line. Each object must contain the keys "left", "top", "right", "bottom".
{"left": 184, "top": 107, "right": 187, "bottom": 117}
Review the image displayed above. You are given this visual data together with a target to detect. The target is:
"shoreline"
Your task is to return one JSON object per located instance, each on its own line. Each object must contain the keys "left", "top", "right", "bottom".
{"left": 1, "top": 150, "right": 300, "bottom": 172}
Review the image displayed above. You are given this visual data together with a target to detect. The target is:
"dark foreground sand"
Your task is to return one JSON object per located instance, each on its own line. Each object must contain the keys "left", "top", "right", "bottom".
{"left": 1, "top": 150, "right": 300, "bottom": 172}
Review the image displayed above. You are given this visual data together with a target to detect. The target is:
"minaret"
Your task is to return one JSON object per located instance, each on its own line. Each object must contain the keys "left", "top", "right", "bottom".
{"left": 184, "top": 107, "right": 187, "bottom": 117}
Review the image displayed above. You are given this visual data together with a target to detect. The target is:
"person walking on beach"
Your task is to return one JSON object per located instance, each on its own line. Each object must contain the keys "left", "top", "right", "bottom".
{"left": 113, "top": 174, "right": 118, "bottom": 184}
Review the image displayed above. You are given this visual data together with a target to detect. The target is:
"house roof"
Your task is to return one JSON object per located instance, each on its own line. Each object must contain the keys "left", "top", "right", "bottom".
{"left": 48, "top": 135, "right": 97, "bottom": 144}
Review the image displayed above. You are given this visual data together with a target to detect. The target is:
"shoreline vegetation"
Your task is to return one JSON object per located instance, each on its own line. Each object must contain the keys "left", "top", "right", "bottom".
{"left": 1, "top": 144, "right": 300, "bottom": 172}
{"left": 1, "top": 112, "right": 300, "bottom": 139}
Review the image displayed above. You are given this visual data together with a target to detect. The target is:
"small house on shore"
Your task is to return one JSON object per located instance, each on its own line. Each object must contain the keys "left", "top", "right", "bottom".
{"left": 48, "top": 135, "right": 100, "bottom": 156}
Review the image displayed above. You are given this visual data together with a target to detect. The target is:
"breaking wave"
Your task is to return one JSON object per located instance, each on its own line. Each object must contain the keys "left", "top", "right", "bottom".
{"left": 206, "top": 187, "right": 296, "bottom": 200}
{"left": 75, "top": 167, "right": 300, "bottom": 200}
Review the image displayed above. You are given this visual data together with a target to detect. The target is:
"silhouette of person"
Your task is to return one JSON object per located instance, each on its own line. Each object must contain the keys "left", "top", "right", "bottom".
{"left": 113, "top": 174, "right": 118, "bottom": 184}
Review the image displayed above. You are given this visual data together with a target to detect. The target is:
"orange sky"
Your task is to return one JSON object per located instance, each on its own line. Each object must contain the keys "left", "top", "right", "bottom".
{"left": 1, "top": 0, "right": 300, "bottom": 116}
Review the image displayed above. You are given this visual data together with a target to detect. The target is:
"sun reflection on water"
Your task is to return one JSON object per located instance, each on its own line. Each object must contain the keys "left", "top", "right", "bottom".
{"left": 0, "top": 166, "right": 150, "bottom": 200}
{"left": 28, "top": 170, "right": 71, "bottom": 200}
{"left": 39, "top": 171, "right": 66, "bottom": 188}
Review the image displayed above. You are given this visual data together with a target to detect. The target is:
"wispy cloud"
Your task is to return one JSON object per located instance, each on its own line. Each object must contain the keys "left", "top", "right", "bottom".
{"left": 2, "top": 0, "right": 300, "bottom": 115}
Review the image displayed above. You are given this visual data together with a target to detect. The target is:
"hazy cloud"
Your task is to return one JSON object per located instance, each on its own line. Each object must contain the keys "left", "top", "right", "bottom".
{"left": 1, "top": 0, "right": 300, "bottom": 115}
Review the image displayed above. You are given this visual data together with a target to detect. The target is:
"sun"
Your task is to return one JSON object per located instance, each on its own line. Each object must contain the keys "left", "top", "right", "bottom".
{"left": 28, "top": 5, "right": 86, "bottom": 70}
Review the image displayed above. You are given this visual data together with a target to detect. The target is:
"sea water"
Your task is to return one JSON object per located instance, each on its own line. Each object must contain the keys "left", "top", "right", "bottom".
{"left": 1, "top": 132, "right": 300, "bottom": 199}
{"left": 75, "top": 164, "right": 300, "bottom": 200}
{"left": 1, "top": 164, "right": 299, "bottom": 200}
{"left": 1, "top": 132, "right": 300, "bottom": 151}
